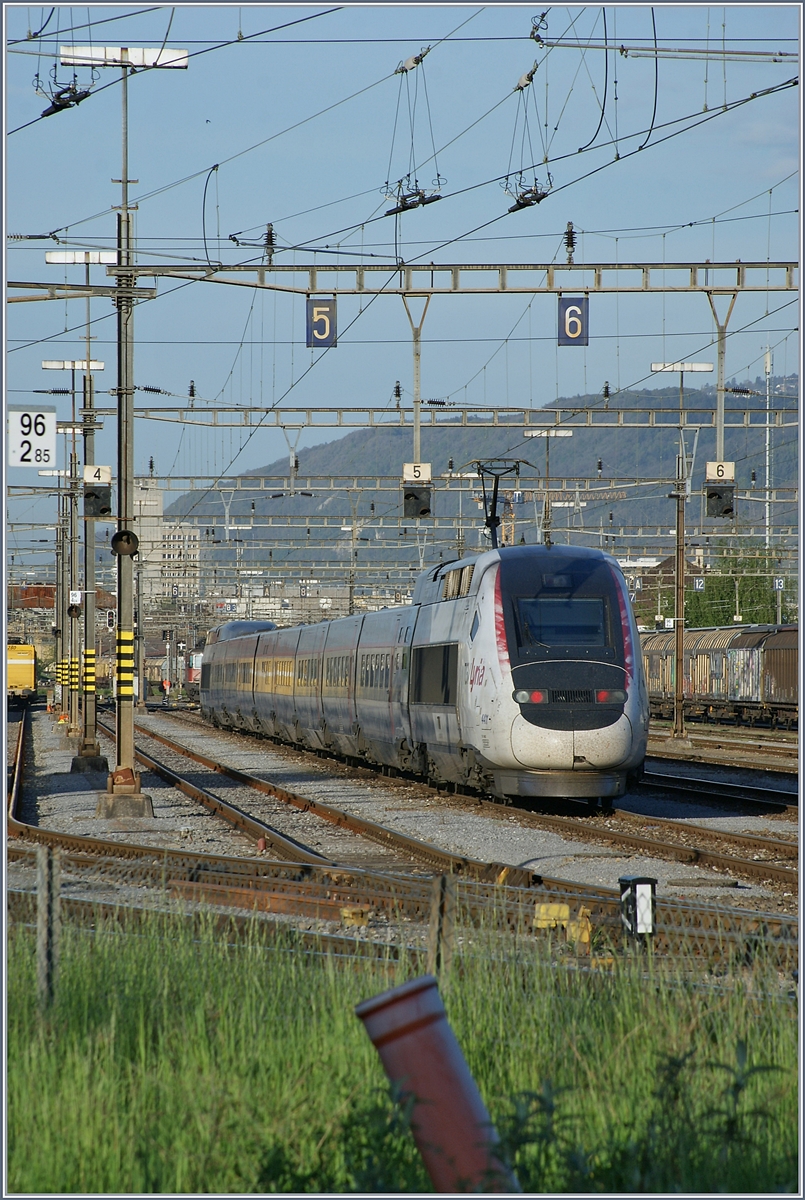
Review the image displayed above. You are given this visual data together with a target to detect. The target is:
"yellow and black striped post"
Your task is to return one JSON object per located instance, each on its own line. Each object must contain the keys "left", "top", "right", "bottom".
{"left": 116, "top": 630, "right": 135, "bottom": 699}
{"left": 82, "top": 648, "right": 96, "bottom": 695}
{"left": 82, "top": 648, "right": 96, "bottom": 693}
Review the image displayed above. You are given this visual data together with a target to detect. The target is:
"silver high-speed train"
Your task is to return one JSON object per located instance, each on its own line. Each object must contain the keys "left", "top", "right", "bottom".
{"left": 200, "top": 545, "right": 649, "bottom": 802}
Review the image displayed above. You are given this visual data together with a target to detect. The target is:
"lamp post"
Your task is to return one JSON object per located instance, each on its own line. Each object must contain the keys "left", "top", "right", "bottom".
{"left": 651, "top": 362, "right": 713, "bottom": 740}
{"left": 58, "top": 44, "right": 187, "bottom": 811}
{"left": 764, "top": 347, "right": 772, "bottom": 550}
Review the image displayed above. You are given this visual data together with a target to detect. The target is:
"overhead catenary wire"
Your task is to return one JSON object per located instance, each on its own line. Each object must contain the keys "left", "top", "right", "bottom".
{"left": 7, "top": 14, "right": 797, "bottom": 550}
{"left": 576, "top": 7, "right": 608, "bottom": 152}
{"left": 263, "top": 75, "right": 798, "bottom": 257}
{"left": 638, "top": 8, "right": 659, "bottom": 151}
{"left": 8, "top": 7, "right": 345, "bottom": 135}
{"left": 9, "top": 6, "right": 161, "bottom": 45}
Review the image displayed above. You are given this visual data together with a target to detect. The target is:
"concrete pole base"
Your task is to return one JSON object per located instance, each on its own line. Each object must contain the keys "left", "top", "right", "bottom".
{"left": 71, "top": 754, "right": 110, "bottom": 774}
{"left": 78, "top": 740, "right": 102, "bottom": 757}
{"left": 96, "top": 792, "right": 154, "bottom": 818}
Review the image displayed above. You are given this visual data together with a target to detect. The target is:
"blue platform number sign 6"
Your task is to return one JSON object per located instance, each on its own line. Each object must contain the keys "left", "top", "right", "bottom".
{"left": 558, "top": 296, "right": 589, "bottom": 347}
{"left": 306, "top": 297, "right": 337, "bottom": 348}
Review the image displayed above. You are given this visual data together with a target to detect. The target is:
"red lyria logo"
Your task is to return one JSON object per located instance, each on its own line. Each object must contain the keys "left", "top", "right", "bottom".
{"left": 469, "top": 659, "right": 485, "bottom": 691}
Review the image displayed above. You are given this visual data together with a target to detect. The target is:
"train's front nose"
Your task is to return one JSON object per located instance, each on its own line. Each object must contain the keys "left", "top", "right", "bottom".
{"left": 509, "top": 671, "right": 634, "bottom": 770}
{"left": 496, "top": 549, "right": 643, "bottom": 785}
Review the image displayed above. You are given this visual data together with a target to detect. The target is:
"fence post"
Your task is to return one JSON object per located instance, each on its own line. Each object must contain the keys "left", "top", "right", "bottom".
{"left": 427, "top": 873, "right": 456, "bottom": 979}
{"left": 37, "top": 845, "right": 61, "bottom": 1008}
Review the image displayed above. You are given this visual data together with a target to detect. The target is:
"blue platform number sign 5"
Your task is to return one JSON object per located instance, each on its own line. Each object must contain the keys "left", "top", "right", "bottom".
{"left": 306, "top": 297, "right": 337, "bottom": 348}
{"left": 558, "top": 296, "right": 589, "bottom": 347}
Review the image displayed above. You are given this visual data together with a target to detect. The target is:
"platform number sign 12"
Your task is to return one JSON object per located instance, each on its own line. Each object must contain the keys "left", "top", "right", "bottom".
{"left": 7, "top": 405, "right": 57, "bottom": 467}
{"left": 558, "top": 296, "right": 589, "bottom": 347}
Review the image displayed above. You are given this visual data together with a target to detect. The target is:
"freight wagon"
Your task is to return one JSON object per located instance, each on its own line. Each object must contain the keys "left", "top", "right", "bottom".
{"left": 639, "top": 625, "right": 798, "bottom": 728}
{"left": 7, "top": 640, "right": 38, "bottom": 703}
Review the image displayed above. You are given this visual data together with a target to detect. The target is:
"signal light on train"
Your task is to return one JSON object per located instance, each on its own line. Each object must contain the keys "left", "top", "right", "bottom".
{"left": 513, "top": 689, "right": 548, "bottom": 703}
{"left": 595, "top": 689, "right": 627, "bottom": 703}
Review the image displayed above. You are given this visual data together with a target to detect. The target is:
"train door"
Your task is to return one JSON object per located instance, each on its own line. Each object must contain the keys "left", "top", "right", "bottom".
{"left": 320, "top": 615, "right": 363, "bottom": 756}
{"left": 390, "top": 609, "right": 415, "bottom": 762}
{"left": 294, "top": 622, "right": 328, "bottom": 749}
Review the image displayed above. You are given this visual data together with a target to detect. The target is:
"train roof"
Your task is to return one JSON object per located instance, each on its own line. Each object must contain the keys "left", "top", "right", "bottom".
{"left": 411, "top": 543, "right": 617, "bottom": 606}
{"left": 639, "top": 624, "right": 798, "bottom": 652}
{"left": 205, "top": 620, "right": 278, "bottom": 645}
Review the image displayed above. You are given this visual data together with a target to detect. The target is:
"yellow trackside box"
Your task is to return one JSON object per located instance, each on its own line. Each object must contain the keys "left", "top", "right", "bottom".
{"left": 7, "top": 643, "right": 37, "bottom": 697}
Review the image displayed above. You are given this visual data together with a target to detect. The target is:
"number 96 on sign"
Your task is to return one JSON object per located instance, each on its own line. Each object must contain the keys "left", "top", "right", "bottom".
{"left": 7, "top": 406, "right": 57, "bottom": 468}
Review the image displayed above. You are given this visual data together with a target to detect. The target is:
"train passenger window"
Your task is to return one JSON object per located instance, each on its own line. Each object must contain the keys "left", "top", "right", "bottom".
{"left": 516, "top": 598, "right": 607, "bottom": 647}
{"left": 411, "top": 644, "right": 458, "bottom": 705}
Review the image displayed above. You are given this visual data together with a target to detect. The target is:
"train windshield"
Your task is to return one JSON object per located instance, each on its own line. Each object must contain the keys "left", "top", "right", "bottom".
{"left": 517, "top": 597, "right": 606, "bottom": 647}
{"left": 499, "top": 550, "right": 624, "bottom": 661}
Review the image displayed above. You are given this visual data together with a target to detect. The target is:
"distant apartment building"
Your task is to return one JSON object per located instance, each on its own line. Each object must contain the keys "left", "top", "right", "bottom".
{"left": 134, "top": 478, "right": 200, "bottom": 601}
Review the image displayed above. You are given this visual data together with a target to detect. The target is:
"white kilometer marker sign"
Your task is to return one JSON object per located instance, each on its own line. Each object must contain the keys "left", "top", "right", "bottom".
{"left": 7, "top": 405, "right": 57, "bottom": 468}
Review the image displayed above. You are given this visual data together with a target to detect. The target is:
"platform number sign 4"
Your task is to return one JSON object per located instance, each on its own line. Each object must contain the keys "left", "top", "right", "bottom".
{"left": 7, "top": 405, "right": 56, "bottom": 467}
{"left": 558, "top": 296, "right": 589, "bottom": 347}
{"left": 306, "top": 298, "right": 337, "bottom": 348}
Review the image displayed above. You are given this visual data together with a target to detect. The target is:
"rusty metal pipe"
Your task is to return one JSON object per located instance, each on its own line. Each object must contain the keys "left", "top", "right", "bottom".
{"left": 356, "top": 975, "right": 520, "bottom": 1193}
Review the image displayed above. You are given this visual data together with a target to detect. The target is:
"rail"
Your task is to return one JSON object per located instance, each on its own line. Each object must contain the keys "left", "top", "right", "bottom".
{"left": 7, "top": 711, "right": 798, "bottom": 966}
{"left": 641, "top": 770, "right": 798, "bottom": 814}
{"left": 136, "top": 713, "right": 797, "bottom": 890}
{"left": 124, "top": 718, "right": 543, "bottom": 889}
{"left": 6, "top": 710, "right": 27, "bottom": 826}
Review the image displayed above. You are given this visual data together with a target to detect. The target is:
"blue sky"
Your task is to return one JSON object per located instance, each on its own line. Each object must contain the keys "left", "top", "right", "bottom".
{"left": 5, "top": 3, "right": 801, "bottom": 544}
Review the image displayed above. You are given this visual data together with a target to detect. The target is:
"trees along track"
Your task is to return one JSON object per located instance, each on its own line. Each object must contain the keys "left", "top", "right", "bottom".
{"left": 6, "top": 707, "right": 798, "bottom": 965}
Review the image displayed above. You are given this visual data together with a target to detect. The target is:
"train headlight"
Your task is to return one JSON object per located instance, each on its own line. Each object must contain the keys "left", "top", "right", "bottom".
{"left": 595, "top": 689, "right": 627, "bottom": 704}
{"left": 513, "top": 689, "right": 548, "bottom": 704}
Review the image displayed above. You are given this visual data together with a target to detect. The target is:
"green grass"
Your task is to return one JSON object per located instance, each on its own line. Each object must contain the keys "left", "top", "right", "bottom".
{"left": 7, "top": 910, "right": 798, "bottom": 1193}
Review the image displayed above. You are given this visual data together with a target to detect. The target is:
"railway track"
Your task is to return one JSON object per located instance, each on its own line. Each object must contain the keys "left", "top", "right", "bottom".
{"left": 640, "top": 768, "right": 797, "bottom": 815}
{"left": 648, "top": 722, "right": 798, "bottom": 753}
{"left": 97, "top": 717, "right": 542, "bottom": 888}
{"left": 8, "top": 708, "right": 798, "bottom": 966}
{"left": 140, "top": 711, "right": 798, "bottom": 893}
{"left": 647, "top": 728, "right": 798, "bottom": 774}
{"left": 6, "top": 709, "right": 25, "bottom": 818}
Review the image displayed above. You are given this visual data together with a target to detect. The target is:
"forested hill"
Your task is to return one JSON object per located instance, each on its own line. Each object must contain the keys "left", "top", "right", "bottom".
{"left": 165, "top": 378, "right": 797, "bottom": 531}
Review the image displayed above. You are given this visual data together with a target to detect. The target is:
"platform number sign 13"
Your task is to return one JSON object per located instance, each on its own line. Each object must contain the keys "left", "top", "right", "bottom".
{"left": 558, "top": 296, "right": 589, "bottom": 347}
{"left": 7, "top": 405, "right": 57, "bottom": 467}
{"left": 306, "top": 298, "right": 337, "bottom": 348}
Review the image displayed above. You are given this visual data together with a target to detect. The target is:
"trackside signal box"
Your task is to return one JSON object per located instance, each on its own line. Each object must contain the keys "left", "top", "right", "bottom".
{"left": 84, "top": 484, "right": 113, "bottom": 517}
{"left": 404, "top": 487, "right": 432, "bottom": 518}
{"left": 705, "top": 461, "right": 735, "bottom": 518}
